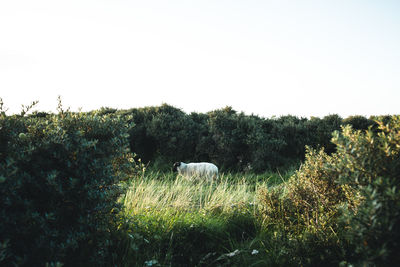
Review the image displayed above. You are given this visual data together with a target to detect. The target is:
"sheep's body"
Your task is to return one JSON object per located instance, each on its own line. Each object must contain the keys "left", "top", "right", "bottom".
{"left": 173, "top": 162, "right": 218, "bottom": 181}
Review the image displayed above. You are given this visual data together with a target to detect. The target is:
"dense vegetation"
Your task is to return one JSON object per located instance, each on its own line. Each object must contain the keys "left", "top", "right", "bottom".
{"left": 0, "top": 100, "right": 137, "bottom": 266}
{"left": 97, "top": 104, "right": 377, "bottom": 172}
{"left": 0, "top": 100, "right": 399, "bottom": 266}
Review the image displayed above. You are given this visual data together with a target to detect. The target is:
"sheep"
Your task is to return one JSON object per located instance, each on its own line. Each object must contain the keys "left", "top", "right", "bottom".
{"left": 172, "top": 162, "right": 218, "bottom": 181}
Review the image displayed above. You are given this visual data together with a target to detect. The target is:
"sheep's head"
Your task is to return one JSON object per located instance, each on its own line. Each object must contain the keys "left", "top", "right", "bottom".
{"left": 172, "top": 162, "right": 181, "bottom": 172}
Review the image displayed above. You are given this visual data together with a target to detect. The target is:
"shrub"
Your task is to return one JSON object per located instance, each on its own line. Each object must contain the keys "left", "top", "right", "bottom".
{"left": 305, "top": 114, "right": 342, "bottom": 154}
{"left": 258, "top": 147, "right": 353, "bottom": 265}
{"left": 259, "top": 147, "right": 347, "bottom": 229}
{"left": 342, "top": 115, "right": 375, "bottom": 131}
{"left": 246, "top": 118, "right": 287, "bottom": 172}
{"left": 0, "top": 109, "right": 134, "bottom": 266}
{"left": 258, "top": 115, "right": 400, "bottom": 265}
{"left": 333, "top": 117, "right": 400, "bottom": 265}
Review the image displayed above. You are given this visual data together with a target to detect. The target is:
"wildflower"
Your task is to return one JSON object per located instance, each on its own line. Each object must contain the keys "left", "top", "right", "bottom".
{"left": 251, "top": 249, "right": 259, "bottom": 255}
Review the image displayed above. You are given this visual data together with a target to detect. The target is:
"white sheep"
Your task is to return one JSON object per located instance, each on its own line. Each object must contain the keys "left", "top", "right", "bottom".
{"left": 172, "top": 162, "right": 218, "bottom": 181}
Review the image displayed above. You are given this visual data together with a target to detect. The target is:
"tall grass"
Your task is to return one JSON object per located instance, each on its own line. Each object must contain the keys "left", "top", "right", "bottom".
{"left": 124, "top": 173, "right": 255, "bottom": 214}
{"left": 118, "top": 170, "right": 294, "bottom": 266}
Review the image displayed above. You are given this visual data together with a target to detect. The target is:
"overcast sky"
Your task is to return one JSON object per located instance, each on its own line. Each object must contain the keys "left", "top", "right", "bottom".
{"left": 1, "top": 0, "right": 399, "bottom": 118}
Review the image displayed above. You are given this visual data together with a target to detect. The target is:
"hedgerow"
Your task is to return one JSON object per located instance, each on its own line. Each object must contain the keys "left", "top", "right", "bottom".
{"left": 0, "top": 102, "right": 135, "bottom": 266}
{"left": 106, "top": 104, "right": 375, "bottom": 172}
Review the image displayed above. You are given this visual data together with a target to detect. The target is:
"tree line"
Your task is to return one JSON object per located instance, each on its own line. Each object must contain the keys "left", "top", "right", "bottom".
{"left": 93, "top": 104, "right": 382, "bottom": 172}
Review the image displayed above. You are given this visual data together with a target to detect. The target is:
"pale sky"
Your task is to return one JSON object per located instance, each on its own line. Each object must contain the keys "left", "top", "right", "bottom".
{"left": 1, "top": 0, "right": 399, "bottom": 118}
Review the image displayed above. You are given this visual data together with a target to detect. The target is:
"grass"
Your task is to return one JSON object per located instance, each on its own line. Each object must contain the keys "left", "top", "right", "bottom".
{"left": 117, "top": 169, "right": 294, "bottom": 266}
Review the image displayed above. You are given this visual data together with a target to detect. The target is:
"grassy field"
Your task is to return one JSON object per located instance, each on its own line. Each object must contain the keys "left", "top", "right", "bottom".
{"left": 1, "top": 107, "right": 397, "bottom": 266}
{"left": 116, "top": 122, "right": 400, "bottom": 266}
{"left": 117, "top": 169, "right": 295, "bottom": 266}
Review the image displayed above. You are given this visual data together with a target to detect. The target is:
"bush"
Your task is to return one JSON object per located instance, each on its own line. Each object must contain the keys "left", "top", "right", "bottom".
{"left": 258, "top": 147, "right": 352, "bottom": 265}
{"left": 342, "top": 115, "right": 375, "bottom": 131}
{"left": 207, "top": 107, "right": 252, "bottom": 170}
{"left": 258, "top": 115, "right": 400, "bottom": 265}
{"left": 0, "top": 109, "right": 134, "bottom": 266}
{"left": 128, "top": 104, "right": 199, "bottom": 167}
{"left": 333, "top": 117, "right": 400, "bottom": 265}
{"left": 123, "top": 105, "right": 349, "bottom": 172}
{"left": 305, "top": 114, "right": 343, "bottom": 154}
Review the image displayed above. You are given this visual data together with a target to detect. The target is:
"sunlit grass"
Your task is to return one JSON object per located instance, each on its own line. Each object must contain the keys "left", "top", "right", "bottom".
{"left": 117, "top": 169, "right": 294, "bottom": 266}
{"left": 121, "top": 170, "right": 291, "bottom": 217}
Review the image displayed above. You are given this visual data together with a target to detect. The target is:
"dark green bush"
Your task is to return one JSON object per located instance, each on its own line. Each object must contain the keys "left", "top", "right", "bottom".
{"left": 127, "top": 104, "right": 200, "bottom": 169}
{"left": 207, "top": 107, "right": 252, "bottom": 170}
{"left": 123, "top": 104, "right": 347, "bottom": 172}
{"left": 91, "top": 105, "right": 378, "bottom": 174}
{"left": 305, "top": 114, "right": 343, "bottom": 154}
{"left": 0, "top": 110, "right": 134, "bottom": 266}
{"left": 342, "top": 115, "right": 375, "bottom": 131}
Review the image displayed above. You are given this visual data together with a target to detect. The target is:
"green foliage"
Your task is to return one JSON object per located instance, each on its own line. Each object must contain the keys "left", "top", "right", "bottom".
{"left": 342, "top": 115, "right": 375, "bottom": 131}
{"left": 305, "top": 114, "right": 343, "bottom": 154}
{"left": 258, "top": 147, "right": 351, "bottom": 265}
{"left": 332, "top": 117, "right": 400, "bottom": 265}
{"left": 127, "top": 104, "right": 199, "bottom": 168}
{"left": 2, "top": 99, "right": 397, "bottom": 266}
{"left": 122, "top": 104, "right": 345, "bottom": 172}
{"left": 258, "top": 115, "right": 400, "bottom": 265}
{"left": 0, "top": 107, "right": 135, "bottom": 266}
